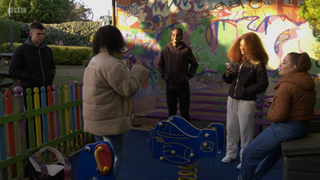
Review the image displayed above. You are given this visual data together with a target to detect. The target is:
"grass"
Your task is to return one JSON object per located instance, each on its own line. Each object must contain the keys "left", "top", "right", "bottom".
{"left": 0, "top": 65, "right": 84, "bottom": 86}
{"left": 52, "top": 66, "right": 84, "bottom": 85}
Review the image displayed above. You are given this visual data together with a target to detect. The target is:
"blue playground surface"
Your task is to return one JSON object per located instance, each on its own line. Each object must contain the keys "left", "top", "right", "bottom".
{"left": 71, "top": 117, "right": 283, "bottom": 180}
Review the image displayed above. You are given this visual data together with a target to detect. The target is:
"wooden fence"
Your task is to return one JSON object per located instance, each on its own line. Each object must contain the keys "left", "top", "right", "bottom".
{"left": 0, "top": 81, "right": 92, "bottom": 180}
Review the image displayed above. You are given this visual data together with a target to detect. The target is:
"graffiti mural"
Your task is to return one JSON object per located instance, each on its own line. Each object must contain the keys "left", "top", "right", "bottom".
{"left": 116, "top": 0, "right": 320, "bottom": 113}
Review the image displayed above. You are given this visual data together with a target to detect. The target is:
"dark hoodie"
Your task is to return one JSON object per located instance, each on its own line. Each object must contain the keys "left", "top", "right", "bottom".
{"left": 158, "top": 42, "right": 199, "bottom": 90}
{"left": 9, "top": 36, "right": 55, "bottom": 91}
{"left": 268, "top": 72, "right": 316, "bottom": 122}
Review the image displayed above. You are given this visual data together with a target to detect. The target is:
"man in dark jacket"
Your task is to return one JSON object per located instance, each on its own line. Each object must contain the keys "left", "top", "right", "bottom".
{"left": 9, "top": 21, "right": 55, "bottom": 148}
{"left": 158, "top": 27, "right": 199, "bottom": 121}
{"left": 9, "top": 21, "right": 56, "bottom": 102}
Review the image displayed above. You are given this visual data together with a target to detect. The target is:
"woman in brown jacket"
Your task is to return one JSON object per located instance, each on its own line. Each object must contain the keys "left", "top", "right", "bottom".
{"left": 239, "top": 52, "right": 316, "bottom": 180}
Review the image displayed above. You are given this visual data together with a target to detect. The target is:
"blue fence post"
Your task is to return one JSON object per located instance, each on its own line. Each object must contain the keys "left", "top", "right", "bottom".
{"left": 69, "top": 81, "right": 76, "bottom": 148}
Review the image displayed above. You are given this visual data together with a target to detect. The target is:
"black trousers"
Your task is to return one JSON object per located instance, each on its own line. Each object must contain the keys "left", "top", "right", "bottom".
{"left": 166, "top": 86, "right": 190, "bottom": 121}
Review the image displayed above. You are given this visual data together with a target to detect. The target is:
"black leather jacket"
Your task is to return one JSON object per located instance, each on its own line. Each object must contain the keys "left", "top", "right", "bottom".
{"left": 222, "top": 60, "right": 269, "bottom": 100}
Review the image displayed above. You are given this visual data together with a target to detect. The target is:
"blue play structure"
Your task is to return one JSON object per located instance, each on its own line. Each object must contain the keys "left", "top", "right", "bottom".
{"left": 147, "top": 116, "right": 225, "bottom": 179}
{"left": 77, "top": 141, "right": 115, "bottom": 180}
{"left": 77, "top": 116, "right": 224, "bottom": 180}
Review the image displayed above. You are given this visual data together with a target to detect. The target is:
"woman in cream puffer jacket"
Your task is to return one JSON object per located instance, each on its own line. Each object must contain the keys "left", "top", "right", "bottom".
{"left": 83, "top": 25, "right": 147, "bottom": 179}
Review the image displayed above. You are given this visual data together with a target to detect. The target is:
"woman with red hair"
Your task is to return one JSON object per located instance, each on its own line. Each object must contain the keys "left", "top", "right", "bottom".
{"left": 221, "top": 32, "right": 269, "bottom": 169}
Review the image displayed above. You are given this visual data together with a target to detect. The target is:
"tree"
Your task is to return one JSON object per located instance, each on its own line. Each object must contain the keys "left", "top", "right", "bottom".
{"left": 70, "top": 1, "right": 94, "bottom": 22}
{"left": 297, "top": 0, "right": 320, "bottom": 61}
{"left": 298, "top": 0, "right": 320, "bottom": 36}
{"left": 0, "top": 0, "right": 93, "bottom": 23}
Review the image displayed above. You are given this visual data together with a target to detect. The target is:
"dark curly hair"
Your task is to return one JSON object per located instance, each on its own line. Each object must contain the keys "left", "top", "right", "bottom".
{"left": 227, "top": 32, "right": 269, "bottom": 65}
{"left": 92, "top": 25, "right": 125, "bottom": 56}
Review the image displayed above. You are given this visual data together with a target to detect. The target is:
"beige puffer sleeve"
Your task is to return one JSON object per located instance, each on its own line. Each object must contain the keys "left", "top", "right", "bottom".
{"left": 267, "top": 83, "right": 292, "bottom": 122}
{"left": 107, "top": 63, "right": 148, "bottom": 98}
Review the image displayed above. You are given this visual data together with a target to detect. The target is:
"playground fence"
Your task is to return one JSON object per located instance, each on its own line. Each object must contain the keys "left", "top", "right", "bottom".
{"left": 0, "top": 81, "right": 93, "bottom": 180}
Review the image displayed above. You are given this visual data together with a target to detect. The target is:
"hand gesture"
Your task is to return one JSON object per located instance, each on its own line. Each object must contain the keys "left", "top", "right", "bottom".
{"left": 225, "top": 68, "right": 234, "bottom": 78}
{"left": 129, "top": 54, "right": 143, "bottom": 67}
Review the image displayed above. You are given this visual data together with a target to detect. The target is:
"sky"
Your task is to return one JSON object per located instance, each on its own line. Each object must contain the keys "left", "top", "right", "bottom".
{"left": 74, "top": 0, "right": 114, "bottom": 21}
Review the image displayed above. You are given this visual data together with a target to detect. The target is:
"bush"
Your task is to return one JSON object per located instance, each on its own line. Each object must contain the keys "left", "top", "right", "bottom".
{"left": 0, "top": 42, "right": 21, "bottom": 52}
{"left": 19, "top": 21, "right": 100, "bottom": 47}
{"left": 49, "top": 45, "right": 92, "bottom": 65}
{"left": 1, "top": 18, "right": 100, "bottom": 48}
{"left": 0, "top": 18, "right": 21, "bottom": 50}
{"left": 1, "top": 43, "right": 92, "bottom": 65}
{"left": 44, "top": 21, "right": 100, "bottom": 47}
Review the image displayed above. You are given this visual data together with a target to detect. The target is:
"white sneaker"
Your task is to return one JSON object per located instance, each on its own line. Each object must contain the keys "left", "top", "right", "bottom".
{"left": 237, "top": 162, "right": 241, "bottom": 169}
{"left": 221, "top": 155, "right": 236, "bottom": 163}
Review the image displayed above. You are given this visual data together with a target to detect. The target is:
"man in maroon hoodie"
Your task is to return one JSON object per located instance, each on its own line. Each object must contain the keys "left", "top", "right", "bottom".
{"left": 158, "top": 27, "right": 199, "bottom": 121}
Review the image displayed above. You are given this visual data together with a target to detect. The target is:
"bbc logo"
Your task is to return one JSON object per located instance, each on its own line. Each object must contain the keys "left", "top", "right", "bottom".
{"left": 8, "top": 7, "right": 27, "bottom": 14}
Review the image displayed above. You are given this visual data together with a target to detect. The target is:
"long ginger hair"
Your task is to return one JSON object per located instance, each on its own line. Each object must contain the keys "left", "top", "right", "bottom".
{"left": 227, "top": 32, "right": 269, "bottom": 65}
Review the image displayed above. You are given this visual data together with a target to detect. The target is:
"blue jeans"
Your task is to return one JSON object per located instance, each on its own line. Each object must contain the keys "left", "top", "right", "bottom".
{"left": 94, "top": 134, "right": 124, "bottom": 180}
{"left": 238, "top": 120, "right": 309, "bottom": 180}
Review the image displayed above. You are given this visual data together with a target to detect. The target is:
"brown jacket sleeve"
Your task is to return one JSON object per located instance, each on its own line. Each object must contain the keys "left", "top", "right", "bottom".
{"left": 267, "top": 83, "right": 292, "bottom": 122}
